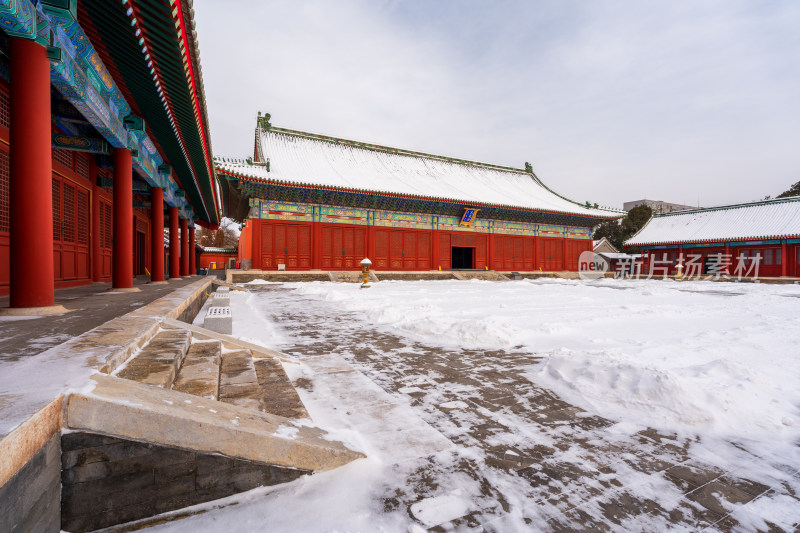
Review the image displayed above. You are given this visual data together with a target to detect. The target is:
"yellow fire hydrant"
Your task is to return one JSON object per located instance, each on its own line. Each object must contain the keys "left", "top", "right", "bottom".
{"left": 360, "top": 258, "right": 372, "bottom": 289}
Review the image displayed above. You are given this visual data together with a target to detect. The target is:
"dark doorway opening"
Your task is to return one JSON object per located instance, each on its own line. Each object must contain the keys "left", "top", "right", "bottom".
{"left": 134, "top": 230, "right": 146, "bottom": 275}
{"left": 451, "top": 247, "right": 475, "bottom": 269}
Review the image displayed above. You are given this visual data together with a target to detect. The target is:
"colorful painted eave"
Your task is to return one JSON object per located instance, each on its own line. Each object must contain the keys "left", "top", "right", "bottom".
{"left": 78, "top": 0, "right": 219, "bottom": 224}
{"left": 624, "top": 196, "right": 800, "bottom": 247}
{"left": 216, "top": 164, "right": 619, "bottom": 223}
{"left": 0, "top": 0, "right": 200, "bottom": 223}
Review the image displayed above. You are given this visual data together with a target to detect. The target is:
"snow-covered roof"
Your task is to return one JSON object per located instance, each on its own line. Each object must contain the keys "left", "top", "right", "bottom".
{"left": 215, "top": 126, "right": 621, "bottom": 219}
{"left": 625, "top": 196, "right": 800, "bottom": 246}
{"left": 593, "top": 237, "right": 619, "bottom": 253}
{"left": 598, "top": 252, "right": 638, "bottom": 261}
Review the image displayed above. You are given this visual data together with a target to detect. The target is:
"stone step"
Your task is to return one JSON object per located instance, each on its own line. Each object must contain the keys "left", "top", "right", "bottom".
{"left": 172, "top": 340, "right": 222, "bottom": 400}
{"left": 116, "top": 329, "right": 191, "bottom": 388}
{"left": 218, "top": 350, "right": 263, "bottom": 411}
{"left": 253, "top": 357, "right": 309, "bottom": 419}
{"left": 65, "top": 374, "right": 365, "bottom": 473}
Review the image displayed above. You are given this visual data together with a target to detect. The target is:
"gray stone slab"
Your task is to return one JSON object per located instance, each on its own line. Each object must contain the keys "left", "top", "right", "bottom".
{"left": 203, "top": 306, "right": 232, "bottom": 335}
{"left": 172, "top": 341, "right": 222, "bottom": 400}
{"left": 116, "top": 329, "right": 192, "bottom": 388}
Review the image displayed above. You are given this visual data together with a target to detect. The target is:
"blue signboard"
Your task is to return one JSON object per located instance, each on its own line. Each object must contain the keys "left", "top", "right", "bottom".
{"left": 460, "top": 208, "right": 480, "bottom": 227}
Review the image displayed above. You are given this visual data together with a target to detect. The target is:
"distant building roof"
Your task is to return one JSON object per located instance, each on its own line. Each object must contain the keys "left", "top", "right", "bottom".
{"left": 200, "top": 246, "right": 238, "bottom": 254}
{"left": 624, "top": 196, "right": 800, "bottom": 246}
{"left": 215, "top": 126, "right": 622, "bottom": 220}
{"left": 593, "top": 237, "right": 619, "bottom": 254}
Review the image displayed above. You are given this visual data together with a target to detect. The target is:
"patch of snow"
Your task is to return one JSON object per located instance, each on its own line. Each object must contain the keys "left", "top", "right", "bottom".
{"left": 274, "top": 425, "right": 299, "bottom": 440}
{"left": 410, "top": 489, "right": 473, "bottom": 527}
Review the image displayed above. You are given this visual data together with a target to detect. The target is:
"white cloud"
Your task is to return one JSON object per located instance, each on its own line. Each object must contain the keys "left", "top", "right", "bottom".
{"left": 195, "top": 0, "right": 800, "bottom": 209}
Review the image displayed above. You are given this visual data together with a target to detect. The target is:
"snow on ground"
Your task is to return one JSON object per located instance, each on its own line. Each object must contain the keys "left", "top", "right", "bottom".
{"left": 291, "top": 278, "right": 800, "bottom": 449}
{"left": 150, "top": 278, "right": 800, "bottom": 532}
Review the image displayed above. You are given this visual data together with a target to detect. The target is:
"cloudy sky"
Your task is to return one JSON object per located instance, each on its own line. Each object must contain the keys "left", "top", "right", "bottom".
{"left": 195, "top": 0, "right": 799, "bottom": 209}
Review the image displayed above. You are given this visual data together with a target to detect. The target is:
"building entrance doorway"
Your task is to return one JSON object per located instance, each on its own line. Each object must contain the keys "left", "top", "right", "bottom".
{"left": 134, "top": 230, "right": 146, "bottom": 275}
{"left": 451, "top": 246, "right": 474, "bottom": 269}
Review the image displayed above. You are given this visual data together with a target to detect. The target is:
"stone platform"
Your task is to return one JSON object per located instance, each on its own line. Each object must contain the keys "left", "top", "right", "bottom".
{"left": 0, "top": 278, "right": 362, "bottom": 532}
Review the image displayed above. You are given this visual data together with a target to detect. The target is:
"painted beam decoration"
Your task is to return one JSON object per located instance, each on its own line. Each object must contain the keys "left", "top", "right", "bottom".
{"left": 246, "top": 198, "right": 591, "bottom": 240}
{"left": 52, "top": 133, "right": 109, "bottom": 154}
{"left": 0, "top": 0, "right": 196, "bottom": 223}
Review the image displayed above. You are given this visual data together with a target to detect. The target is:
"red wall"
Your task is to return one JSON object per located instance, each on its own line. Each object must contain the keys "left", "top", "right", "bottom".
{"left": 199, "top": 253, "right": 237, "bottom": 271}
{"left": 243, "top": 219, "right": 591, "bottom": 272}
{"left": 643, "top": 244, "right": 800, "bottom": 278}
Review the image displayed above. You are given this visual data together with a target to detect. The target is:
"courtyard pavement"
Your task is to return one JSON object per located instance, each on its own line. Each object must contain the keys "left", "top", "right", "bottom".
{"left": 0, "top": 277, "right": 200, "bottom": 363}
{"left": 248, "top": 284, "right": 800, "bottom": 532}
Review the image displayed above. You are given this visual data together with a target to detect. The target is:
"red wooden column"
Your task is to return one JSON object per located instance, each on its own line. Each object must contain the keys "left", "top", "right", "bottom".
{"left": 432, "top": 228, "right": 440, "bottom": 270}
{"left": 112, "top": 148, "right": 133, "bottom": 289}
{"left": 150, "top": 187, "right": 165, "bottom": 282}
{"left": 312, "top": 221, "right": 322, "bottom": 269}
{"left": 488, "top": 234, "right": 496, "bottom": 271}
{"left": 781, "top": 241, "right": 788, "bottom": 277}
{"left": 366, "top": 226, "right": 376, "bottom": 262}
{"left": 169, "top": 206, "right": 180, "bottom": 279}
{"left": 180, "top": 218, "right": 189, "bottom": 276}
{"left": 8, "top": 39, "right": 54, "bottom": 308}
{"left": 724, "top": 244, "right": 731, "bottom": 275}
{"left": 188, "top": 226, "right": 196, "bottom": 275}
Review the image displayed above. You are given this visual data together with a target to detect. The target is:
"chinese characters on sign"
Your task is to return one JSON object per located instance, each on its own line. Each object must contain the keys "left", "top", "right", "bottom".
{"left": 609, "top": 253, "right": 762, "bottom": 281}
{"left": 460, "top": 208, "right": 480, "bottom": 227}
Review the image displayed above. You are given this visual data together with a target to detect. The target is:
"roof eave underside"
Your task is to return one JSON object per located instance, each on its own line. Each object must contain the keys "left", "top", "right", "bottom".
{"left": 80, "top": 0, "right": 218, "bottom": 224}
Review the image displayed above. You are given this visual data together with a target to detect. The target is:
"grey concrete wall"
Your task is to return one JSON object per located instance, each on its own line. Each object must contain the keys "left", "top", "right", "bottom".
{"left": 176, "top": 289, "right": 208, "bottom": 324}
{"left": 61, "top": 432, "right": 308, "bottom": 532}
{"left": 0, "top": 433, "right": 61, "bottom": 533}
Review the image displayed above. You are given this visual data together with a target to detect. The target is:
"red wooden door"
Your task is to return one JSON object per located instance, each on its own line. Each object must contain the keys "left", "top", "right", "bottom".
{"left": 375, "top": 230, "right": 389, "bottom": 268}
{"left": 389, "top": 231, "right": 403, "bottom": 269}
{"left": 261, "top": 221, "right": 312, "bottom": 270}
{"left": 417, "top": 232, "right": 431, "bottom": 270}
{"left": 542, "top": 238, "right": 563, "bottom": 271}
{"left": 402, "top": 232, "right": 416, "bottom": 269}
{"left": 321, "top": 225, "right": 366, "bottom": 269}
{"left": 439, "top": 233, "right": 451, "bottom": 270}
{"left": 52, "top": 177, "right": 90, "bottom": 282}
{"left": 524, "top": 238, "right": 534, "bottom": 270}
{"left": 99, "top": 200, "right": 112, "bottom": 278}
{"left": 565, "top": 240, "right": 588, "bottom": 271}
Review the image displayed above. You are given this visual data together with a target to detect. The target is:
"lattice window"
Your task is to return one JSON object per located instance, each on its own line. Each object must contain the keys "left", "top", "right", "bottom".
{"left": 76, "top": 153, "right": 90, "bottom": 179}
{"left": 0, "top": 91, "right": 9, "bottom": 129}
{"left": 53, "top": 149, "right": 73, "bottom": 170}
{"left": 136, "top": 218, "right": 147, "bottom": 233}
{"left": 63, "top": 183, "right": 75, "bottom": 243}
{"left": 52, "top": 178, "right": 61, "bottom": 241}
{"left": 0, "top": 150, "right": 9, "bottom": 233}
{"left": 102, "top": 202, "right": 112, "bottom": 249}
{"left": 77, "top": 189, "right": 88, "bottom": 245}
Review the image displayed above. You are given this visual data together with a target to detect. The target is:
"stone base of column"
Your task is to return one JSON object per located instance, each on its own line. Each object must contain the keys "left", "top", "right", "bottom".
{"left": 147, "top": 280, "right": 169, "bottom": 285}
{"left": 0, "top": 305, "right": 70, "bottom": 316}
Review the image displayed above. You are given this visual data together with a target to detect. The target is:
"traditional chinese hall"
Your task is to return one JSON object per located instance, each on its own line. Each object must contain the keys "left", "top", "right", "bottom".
{"left": 625, "top": 197, "right": 800, "bottom": 278}
{"left": 0, "top": 0, "right": 219, "bottom": 310}
{"left": 216, "top": 115, "right": 620, "bottom": 272}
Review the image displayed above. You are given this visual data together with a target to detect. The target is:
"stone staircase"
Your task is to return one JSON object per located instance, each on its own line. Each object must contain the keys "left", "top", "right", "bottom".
{"left": 115, "top": 326, "right": 308, "bottom": 420}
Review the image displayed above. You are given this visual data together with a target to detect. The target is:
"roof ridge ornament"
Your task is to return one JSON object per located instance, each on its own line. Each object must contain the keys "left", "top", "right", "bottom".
{"left": 257, "top": 111, "right": 272, "bottom": 131}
